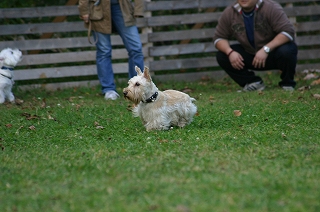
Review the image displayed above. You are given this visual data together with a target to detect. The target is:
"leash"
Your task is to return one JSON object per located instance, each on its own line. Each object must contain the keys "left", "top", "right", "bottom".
{"left": 87, "top": 0, "right": 101, "bottom": 44}
{"left": 87, "top": 19, "right": 99, "bottom": 45}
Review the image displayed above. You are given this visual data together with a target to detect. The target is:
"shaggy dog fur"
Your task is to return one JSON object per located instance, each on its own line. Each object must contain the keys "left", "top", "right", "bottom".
{"left": 123, "top": 66, "right": 197, "bottom": 131}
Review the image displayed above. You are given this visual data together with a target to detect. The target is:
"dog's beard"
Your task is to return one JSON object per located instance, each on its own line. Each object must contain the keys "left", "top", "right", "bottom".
{"left": 125, "top": 96, "right": 141, "bottom": 105}
{"left": 124, "top": 89, "right": 142, "bottom": 105}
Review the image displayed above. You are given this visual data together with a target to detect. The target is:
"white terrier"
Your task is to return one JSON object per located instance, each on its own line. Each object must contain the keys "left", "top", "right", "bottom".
{"left": 123, "top": 66, "right": 197, "bottom": 131}
{"left": 0, "top": 48, "right": 22, "bottom": 104}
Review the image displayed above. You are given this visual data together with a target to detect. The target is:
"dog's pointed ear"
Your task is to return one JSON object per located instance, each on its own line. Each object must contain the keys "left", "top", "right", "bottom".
{"left": 143, "top": 66, "right": 152, "bottom": 82}
{"left": 135, "top": 66, "right": 143, "bottom": 76}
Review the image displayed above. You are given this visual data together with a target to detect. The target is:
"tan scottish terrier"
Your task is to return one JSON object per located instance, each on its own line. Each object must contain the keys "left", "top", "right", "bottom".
{"left": 123, "top": 66, "right": 197, "bottom": 131}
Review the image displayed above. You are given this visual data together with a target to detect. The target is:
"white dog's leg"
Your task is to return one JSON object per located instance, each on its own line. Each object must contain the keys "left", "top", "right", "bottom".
{"left": 0, "top": 90, "right": 5, "bottom": 103}
{"left": 8, "top": 92, "right": 15, "bottom": 103}
{"left": 3, "top": 85, "right": 14, "bottom": 103}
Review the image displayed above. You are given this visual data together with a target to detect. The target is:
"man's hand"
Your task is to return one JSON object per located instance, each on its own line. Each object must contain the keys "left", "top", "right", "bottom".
{"left": 229, "top": 51, "right": 245, "bottom": 70}
{"left": 252, "top": 48, "right": 269, "bottom": 69}
{"left": 80, "top": 14, "right": 89, "bottom": 23}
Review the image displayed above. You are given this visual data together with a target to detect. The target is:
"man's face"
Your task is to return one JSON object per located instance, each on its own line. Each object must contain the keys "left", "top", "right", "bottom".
{"left": 237, "top": 0, "right": 258, "bottom": 12}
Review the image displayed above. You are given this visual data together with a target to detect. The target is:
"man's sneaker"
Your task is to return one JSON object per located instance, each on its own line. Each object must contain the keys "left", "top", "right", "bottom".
{"left": 282, "top": 86, "right": 294, "bottom": 91}
{"left": 243, "top": 81, "right": 265, "bottom": 92}
{"left": 104, "top": 90, "right": 119, "bottom": 100}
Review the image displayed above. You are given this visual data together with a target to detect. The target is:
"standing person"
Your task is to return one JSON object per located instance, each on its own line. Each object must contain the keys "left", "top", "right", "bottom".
{"left": 213, "top": 0, "right": 298, "bottom": 91}
{"left": 78, "top": 0, "right": 145, "bottom": 100}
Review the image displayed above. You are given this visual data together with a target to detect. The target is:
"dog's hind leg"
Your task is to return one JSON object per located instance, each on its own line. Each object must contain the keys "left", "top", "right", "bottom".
{"left": 177, "top": 106, "right": 197, "bottom": 127}
{"left": 177, "top": 117, "right": 188, "bottom": 128}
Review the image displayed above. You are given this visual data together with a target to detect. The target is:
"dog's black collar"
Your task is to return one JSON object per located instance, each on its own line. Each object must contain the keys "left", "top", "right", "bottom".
{"left": 143, "top": 91, "right": 158, "bottom": 103}
{"left": 1, "top": 66, "right": 13, "bottom": 71}
{"left": 0, "top": 67, "right": 13, "bottom": 79}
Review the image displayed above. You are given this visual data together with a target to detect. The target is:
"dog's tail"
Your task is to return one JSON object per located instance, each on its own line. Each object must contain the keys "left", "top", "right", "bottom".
{"left": 190, "top": 97, "right": 196, "bottom": 102}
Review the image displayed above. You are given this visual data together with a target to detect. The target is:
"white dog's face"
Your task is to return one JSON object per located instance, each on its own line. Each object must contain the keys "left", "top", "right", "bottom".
{"left": 0, "top": 48, "right": 22, "bottom": 68}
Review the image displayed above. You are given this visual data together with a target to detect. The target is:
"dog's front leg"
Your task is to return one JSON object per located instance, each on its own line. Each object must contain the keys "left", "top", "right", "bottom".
{"left": 145, "top": 120, "right": 170, "bottom": 131}
{"left": 0, "top": 90, "right": 5, "bottom": 103}
{"left": 8, "top": 92, "right": 15, "bottom": 103}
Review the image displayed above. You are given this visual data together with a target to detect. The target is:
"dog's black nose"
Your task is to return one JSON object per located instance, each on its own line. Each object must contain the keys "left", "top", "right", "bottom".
{"left": 123, "top": 91, "right": 128, "bottom": 96}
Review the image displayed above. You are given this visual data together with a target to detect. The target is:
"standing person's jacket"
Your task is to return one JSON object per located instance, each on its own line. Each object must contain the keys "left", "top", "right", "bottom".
{"left": 213, "top": 0, "right": 295, "bottom": 55}
{"left": 78, "top": 0, "right": 144, "bottom": 34}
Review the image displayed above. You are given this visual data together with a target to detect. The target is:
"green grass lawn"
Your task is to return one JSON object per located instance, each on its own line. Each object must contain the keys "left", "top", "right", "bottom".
{"left": 1, "top": 73, "right": 320, "bottom": 212}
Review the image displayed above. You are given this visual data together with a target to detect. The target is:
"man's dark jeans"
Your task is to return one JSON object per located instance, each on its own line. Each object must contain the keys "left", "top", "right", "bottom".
{"left": 216, "top": 42, "right": 298, "bottom": 88}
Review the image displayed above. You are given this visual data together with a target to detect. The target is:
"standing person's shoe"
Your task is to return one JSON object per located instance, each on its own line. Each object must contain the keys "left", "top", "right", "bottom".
{"left": 243, "top": 81, "right": 266, "bottom": 92}
{"left": 104, "top": 90, "right": 120, "bottom": 100}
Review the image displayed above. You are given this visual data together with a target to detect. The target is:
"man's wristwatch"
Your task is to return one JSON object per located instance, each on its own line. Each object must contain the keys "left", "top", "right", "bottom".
{"left": 263, "top": 46, "right": 270, "bottom": 54}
